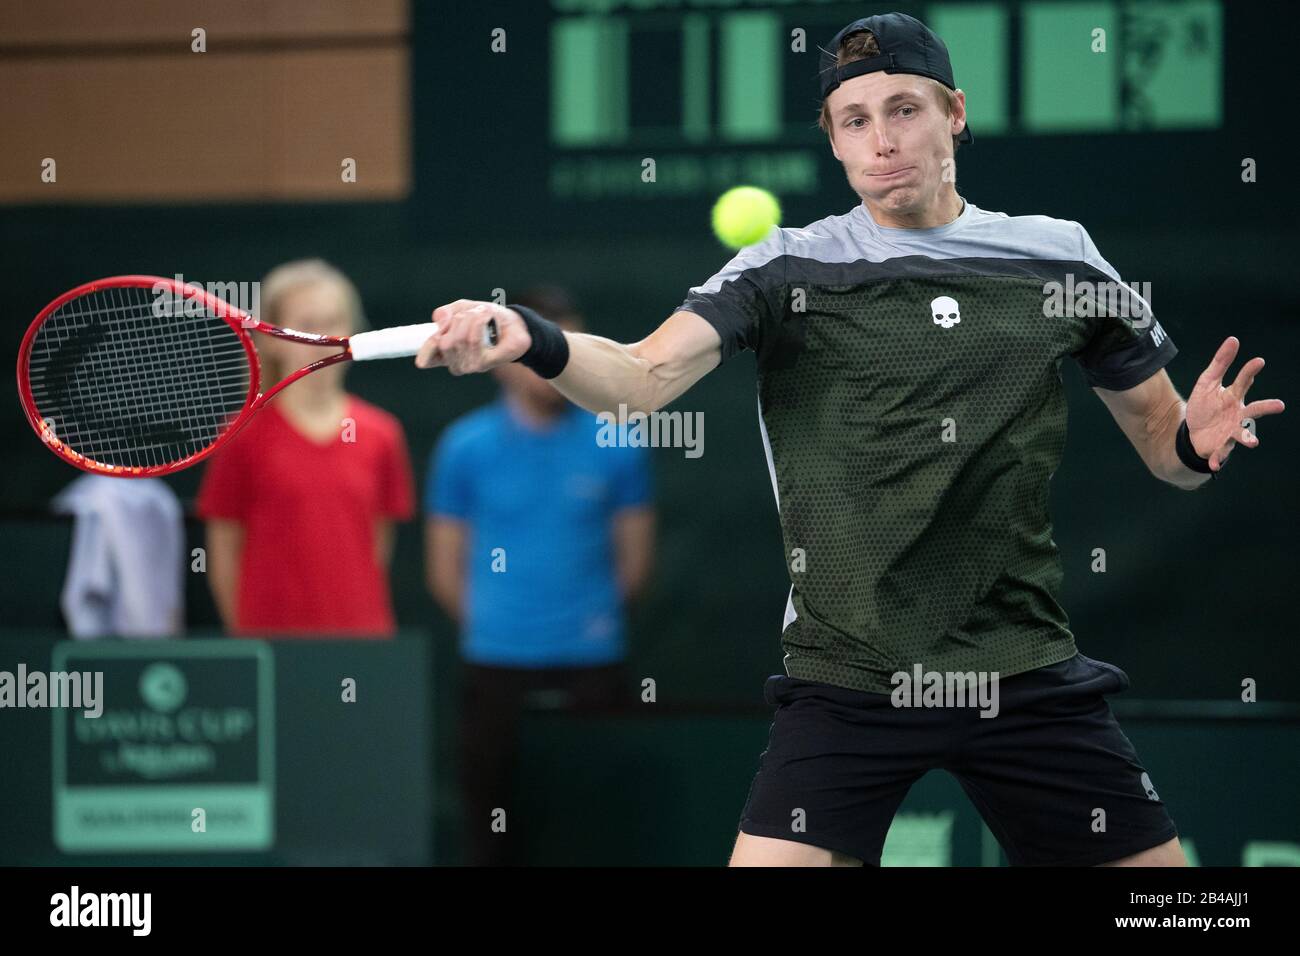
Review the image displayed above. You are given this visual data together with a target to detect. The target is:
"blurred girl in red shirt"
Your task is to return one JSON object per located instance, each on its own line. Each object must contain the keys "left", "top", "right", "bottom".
{"left": 198, "top": 260, "right": 414, "bottom": 637}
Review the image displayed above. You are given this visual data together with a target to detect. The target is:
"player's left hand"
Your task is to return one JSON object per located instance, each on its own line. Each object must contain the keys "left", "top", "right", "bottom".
{"left": 1185, "top": 336, "right": 1285, "bottom": 471}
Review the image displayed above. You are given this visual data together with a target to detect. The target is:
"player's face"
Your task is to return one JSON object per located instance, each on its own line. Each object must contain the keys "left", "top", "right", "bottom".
{"left": 825, "top": 72, "right": 965, "bottom": 224}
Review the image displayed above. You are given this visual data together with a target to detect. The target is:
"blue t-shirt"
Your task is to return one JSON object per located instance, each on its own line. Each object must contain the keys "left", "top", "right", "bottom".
{"left": 427, "top": 400, "right": 651, "bottom": 666}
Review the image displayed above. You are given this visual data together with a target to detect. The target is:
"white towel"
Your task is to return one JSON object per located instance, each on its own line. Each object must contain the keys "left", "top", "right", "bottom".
{"left": 53, "top": 476, "right": 185, "bottom": 638}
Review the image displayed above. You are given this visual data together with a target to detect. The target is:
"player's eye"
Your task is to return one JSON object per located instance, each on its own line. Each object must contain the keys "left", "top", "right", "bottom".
{"left": 847, "top": 117, "right": 867, "bottom": 129}
{"left": 897, "top": 106, "right": 916, "bottom": 117}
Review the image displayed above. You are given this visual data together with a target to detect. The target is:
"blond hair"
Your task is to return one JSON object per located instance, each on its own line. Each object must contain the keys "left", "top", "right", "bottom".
{"left": 258, "top": 259, "right": 365, "bottom": 330}
{"left": 256, "top": 259, "right": 365, "bottom": 382}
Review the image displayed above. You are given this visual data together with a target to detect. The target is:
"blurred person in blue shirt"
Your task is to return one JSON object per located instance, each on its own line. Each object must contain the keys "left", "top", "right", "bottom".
{"left": 425, "top": 287, "right": 655, "bottom": 866}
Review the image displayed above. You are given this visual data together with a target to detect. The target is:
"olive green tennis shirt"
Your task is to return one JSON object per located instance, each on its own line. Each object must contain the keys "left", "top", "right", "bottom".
{"left": 678, "top": 199, "right": 1177, "bottom": 694}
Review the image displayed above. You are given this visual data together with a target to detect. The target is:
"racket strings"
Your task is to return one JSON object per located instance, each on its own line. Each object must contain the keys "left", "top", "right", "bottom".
{"left": 25, "top": 286, "right": 252, "bottom": 469}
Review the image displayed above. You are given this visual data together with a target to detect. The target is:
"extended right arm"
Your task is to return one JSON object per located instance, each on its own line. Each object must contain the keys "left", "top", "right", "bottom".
{"left": 414, "top": 303, "right": 724, "bottom": 415}
{"left": 552, "top": 311, "right": 722, "bottom": 414}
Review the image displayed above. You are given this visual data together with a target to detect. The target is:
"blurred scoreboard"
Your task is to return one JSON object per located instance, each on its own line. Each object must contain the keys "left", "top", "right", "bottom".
{"left": 545, "top": 0, "right": 1223, "bottom": 199}
{"left": 421, "top": 0, "right": 1224, "bottom": 234}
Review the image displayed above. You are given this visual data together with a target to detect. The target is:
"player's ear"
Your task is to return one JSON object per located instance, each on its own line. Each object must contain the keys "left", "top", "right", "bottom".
{"left": 950, "top": 88, "right": 968, "bottom": 139}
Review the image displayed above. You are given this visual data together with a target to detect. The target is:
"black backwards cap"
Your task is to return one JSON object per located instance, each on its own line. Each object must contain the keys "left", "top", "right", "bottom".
{"left": 819, "top": 12, "right": 973, "bottom": 144}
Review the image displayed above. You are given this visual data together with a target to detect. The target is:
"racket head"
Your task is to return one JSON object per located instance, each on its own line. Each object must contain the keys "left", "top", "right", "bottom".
{"left": 17, "top": 275, "right": 261, "bottom": 477}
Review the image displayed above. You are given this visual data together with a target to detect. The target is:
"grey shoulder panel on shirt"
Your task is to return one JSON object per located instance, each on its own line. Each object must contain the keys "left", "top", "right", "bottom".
{"left": 677, "top": 203, "right": 1160, "bottom": 365}
{"left": 687, "top": 203, "right": 1096, "bottom": 296}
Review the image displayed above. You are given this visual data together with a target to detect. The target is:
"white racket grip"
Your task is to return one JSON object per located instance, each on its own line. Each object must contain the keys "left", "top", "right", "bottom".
{"left": 348, "top": 323, "right": 439, "bottom": 361}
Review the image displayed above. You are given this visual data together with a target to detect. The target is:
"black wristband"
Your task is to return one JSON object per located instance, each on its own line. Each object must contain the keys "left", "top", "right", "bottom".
{"left": 1175, "top": 419, "right": 1216, "bottom": 477}
{"left": 508, "top": 304, "right": 570, "bottom": 379}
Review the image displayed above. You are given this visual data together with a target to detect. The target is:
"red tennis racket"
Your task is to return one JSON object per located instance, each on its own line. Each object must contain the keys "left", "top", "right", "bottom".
{"left": 17, "top": 275, "right": 468, "bottom": 477}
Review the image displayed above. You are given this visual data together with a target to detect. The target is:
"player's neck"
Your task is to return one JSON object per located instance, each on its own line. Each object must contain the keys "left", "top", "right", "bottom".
{"left": 863, "top": 187, "right": 964, "bottom": 230}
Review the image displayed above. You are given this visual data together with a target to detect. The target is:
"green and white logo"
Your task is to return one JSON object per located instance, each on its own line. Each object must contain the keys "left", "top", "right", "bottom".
{"left": 139, "top": 663, "right": 187, "bottom": 714}
{"left": 52, "top": 641, "right": 274, "bottom": 853}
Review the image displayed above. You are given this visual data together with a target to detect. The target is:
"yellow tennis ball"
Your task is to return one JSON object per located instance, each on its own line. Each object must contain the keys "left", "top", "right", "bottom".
{"left": 711, "top": 186, "right": 781, "bottom": 250}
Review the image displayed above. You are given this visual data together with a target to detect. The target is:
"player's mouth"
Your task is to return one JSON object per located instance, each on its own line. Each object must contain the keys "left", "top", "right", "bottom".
{"left": 869, "top": 166, "right": 915, "bottom": 181}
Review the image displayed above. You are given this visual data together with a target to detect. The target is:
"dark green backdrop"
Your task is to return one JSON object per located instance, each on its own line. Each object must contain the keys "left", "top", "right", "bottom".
{"left": 2, "top": 0, "right": 1297, "bottom": 868}
{"left": 3, "top": 0, "right": 1297, "bottom": 708}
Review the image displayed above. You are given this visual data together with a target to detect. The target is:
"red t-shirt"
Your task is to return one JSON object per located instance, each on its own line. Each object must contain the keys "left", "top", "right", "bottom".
{"left": 196, "top": 396, "right": 414, "bottom": 638}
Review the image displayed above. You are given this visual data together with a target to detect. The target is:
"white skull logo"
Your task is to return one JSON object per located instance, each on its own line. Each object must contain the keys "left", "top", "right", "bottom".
{"left": 932, "top": 295, "right": 960, "bottom": 329}
{"left": 1140, "top": 772, "right": 1159, "bottom": 801}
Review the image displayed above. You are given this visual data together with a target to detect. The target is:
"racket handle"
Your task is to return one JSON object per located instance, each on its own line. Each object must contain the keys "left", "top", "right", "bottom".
{"left": 348, "top": 323, "right": 440, "bottom": 361}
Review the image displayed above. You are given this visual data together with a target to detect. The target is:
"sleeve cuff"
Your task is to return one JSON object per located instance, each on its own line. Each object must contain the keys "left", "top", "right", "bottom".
{"left": 1080, "top": 335, "right": 1178, "bottom": 391}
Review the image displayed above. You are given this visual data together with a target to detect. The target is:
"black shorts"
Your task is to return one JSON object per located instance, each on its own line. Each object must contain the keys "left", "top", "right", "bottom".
{"left": 739, "top": 653, "right": 1178, "bottom": 866}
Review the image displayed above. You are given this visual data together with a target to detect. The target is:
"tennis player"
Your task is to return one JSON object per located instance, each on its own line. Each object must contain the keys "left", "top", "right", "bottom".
{"left": 415, "top": 13, "right": 1285, "bottom": 866}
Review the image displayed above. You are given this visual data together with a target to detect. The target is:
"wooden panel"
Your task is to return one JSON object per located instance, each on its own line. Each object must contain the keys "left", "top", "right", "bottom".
{"left": 0, "top": 0, "right": 407, "bottom": 47}
{"left": 0, "top": 49, "right": 410, "bottom": 202}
